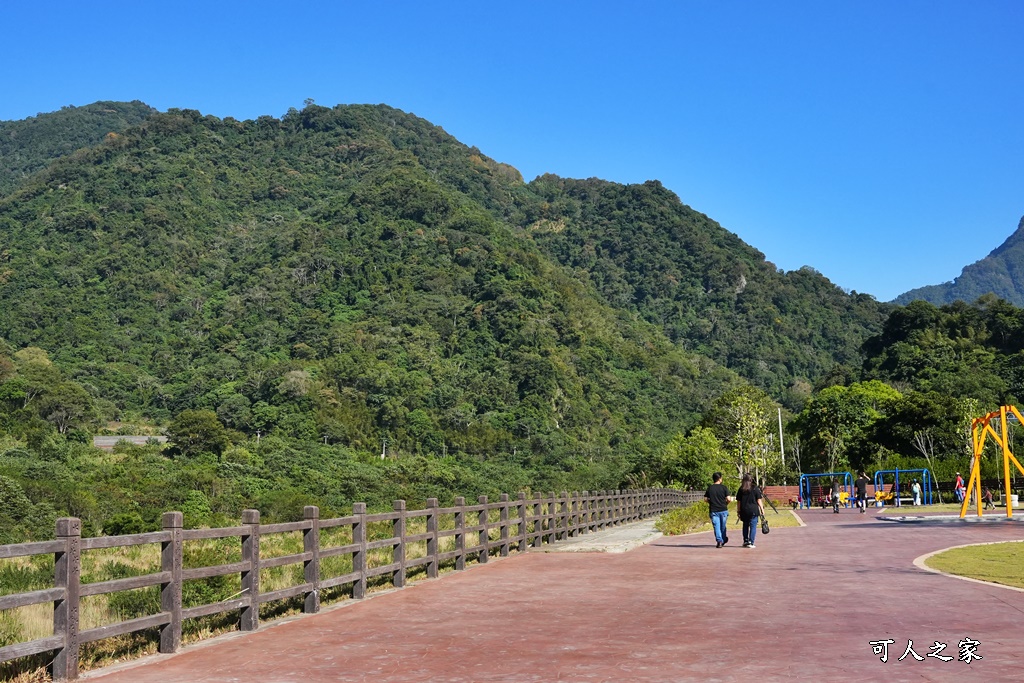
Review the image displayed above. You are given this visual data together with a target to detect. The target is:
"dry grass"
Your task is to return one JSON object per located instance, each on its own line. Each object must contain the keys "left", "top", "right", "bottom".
{"left": 1, "top": 505, "right": 534, "bottom": 680}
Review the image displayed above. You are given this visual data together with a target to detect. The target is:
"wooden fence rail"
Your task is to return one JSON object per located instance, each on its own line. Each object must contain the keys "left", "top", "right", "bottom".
{"left": 0, "top": 487, "right": 697, "bottom": 680}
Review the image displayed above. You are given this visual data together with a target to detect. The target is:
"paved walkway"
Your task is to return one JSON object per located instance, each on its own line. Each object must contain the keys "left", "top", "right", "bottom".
{"left": 86, "top": 508, "right": 1024, "bottom": 682}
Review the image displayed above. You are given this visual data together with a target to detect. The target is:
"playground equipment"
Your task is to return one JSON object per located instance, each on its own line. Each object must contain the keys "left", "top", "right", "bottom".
{"left": 873, "top": 468, "right": 938, "bottom": 506}
{"left": 961, "top": 405, "right": 1024, "bottom": 519}
{"left": 799, "top": 472, "right": 852, "bottom": 509}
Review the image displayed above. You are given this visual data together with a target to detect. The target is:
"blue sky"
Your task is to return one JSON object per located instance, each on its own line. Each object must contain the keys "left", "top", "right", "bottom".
{"left": 4, "top": 1, "right": 1022, "bottom": 301}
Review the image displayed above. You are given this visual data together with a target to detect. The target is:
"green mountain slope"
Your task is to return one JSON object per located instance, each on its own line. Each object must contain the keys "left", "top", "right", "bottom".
{"left": 861, "top": 296, "right": 1024, "bottom": 406}
{"left": 520, "top": 176, "right": 890, "bottom": 406}
{"left": 0, "top": 104, "right": 740, "bottom": 478}
{"left": 0, "top": 100, "right": 155, "bottom": 196}
{"left": 894, "top": 216, "right": 1024, "bottom": 306}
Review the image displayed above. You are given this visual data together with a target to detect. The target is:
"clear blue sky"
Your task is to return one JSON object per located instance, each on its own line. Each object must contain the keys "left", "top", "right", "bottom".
{"left": 4, "top": 1, "right": 1022, "bottom": 301}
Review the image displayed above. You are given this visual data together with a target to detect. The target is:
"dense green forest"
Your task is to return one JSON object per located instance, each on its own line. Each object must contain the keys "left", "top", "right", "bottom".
{"left": 522, "top": 175, "right": 888, "bottom": 405}
{"left": 0, "top": 101, "right": 154, "bottom": 196}
{"left": 0, "top": 102, "right": 1019, "bottom": 541}
{"left": 0, "top": 104, "right": 743, "bottom": 539}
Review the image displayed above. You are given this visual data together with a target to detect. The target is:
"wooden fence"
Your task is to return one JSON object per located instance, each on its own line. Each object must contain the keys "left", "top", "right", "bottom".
{"left": 0, "top": 487, "right": 696, "bottom": 680}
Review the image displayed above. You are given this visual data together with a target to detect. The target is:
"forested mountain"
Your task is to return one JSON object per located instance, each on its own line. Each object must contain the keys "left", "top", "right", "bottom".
{"left": 894, "top": 216, "right": 1024, "bottom": 306}
{"left": 0, "top": 101, "right": 155, "bottom": 196}
{"left": 521, "top": 176, "right": 889, "bottom": 406}
{"left": 0, "top": 101, "right": 949, "bottom": 536}
{"left": 0, "top": 104, "right": 743, "bottom": 511}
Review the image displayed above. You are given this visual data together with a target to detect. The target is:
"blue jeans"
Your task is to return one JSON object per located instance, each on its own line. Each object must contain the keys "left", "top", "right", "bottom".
{"left": 710, "top": 510, "right": 729, "bottom": 544}
{"left": 742, "top": 516, "right": 759, "bottom": 544}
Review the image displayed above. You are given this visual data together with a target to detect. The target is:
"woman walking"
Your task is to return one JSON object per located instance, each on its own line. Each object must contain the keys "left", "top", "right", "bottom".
{"left": 735, "top": 473, "right": 766, "bottom": 548}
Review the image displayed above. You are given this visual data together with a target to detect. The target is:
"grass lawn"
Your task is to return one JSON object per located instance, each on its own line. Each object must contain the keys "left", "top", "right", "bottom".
{"left": 877, "top": 502, "right": 965, "bottom": 514}
{"left": 924, "top": 541, "right": 1024, "bottom": 589}
{"left": 876, "top": 502, "right": 1016, "bottom": 515}
{"left": 657, "top": 503, "right": 803, "bottom": 536}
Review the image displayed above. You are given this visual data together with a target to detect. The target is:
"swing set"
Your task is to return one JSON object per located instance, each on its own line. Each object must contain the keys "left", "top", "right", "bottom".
{"left": 873, "top": 468, "right": 938, "bottom": 506}
{"left": 798, "top": 472, "right": 852, "bottom": 509}
{"left": 960, "top": 405, "right": 1024, "bottom": 519}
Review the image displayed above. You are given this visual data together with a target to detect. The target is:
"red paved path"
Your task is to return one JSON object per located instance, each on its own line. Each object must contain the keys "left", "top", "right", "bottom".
{"left": 86, "top": 509, "right": 1024, "bottom": 682}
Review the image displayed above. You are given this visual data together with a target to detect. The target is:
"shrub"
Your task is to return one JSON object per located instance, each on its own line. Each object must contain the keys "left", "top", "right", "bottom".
{"left": 103, "top": 513, "right": 150, "bottom": 536}
{"left": 655, "top": 502, "right": 709, "bottom": 535}
{"left": 107, "top": 587, "right": 161, "bottom": 621}
{"left": 0, "top": 611, "right": 22, "bottom": 648}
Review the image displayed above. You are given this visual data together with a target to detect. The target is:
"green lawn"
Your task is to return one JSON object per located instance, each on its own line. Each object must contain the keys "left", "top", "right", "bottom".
{"left": 657, "top": 503, "right": 803, "bottom": 536}
{"left": 925, "top": 542, "right": 1024, "bottom": 589}
{"left": 877, "top": 502, "right": 965, "bottom": 514}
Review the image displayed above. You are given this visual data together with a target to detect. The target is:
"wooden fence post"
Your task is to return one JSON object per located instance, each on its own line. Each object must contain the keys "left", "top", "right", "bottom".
{"left": 393, "top": 500, "right": 407, "bottom": 588}
{"left": 240, "top": 509, "right": 260, "bottom": 631}
{"left": 559, "top": 492, "right": 569, "bottom": 541}
{"left": 547, "top": 492, "right": 558, "bottom": 544}
{"left": 425, "top": 498, "right": 439, "bottom": 578}
{"left": 568, "top": 492, "right": 578, "bottom": 537}
{"left": 52, "top": 517, "right": 81, "bottom": 681}
{"left": 454, "top": 497, "right": 466, "bottom": 570}
{"left": 499, "top": 493, "right": 510, "bottom": 557}
{"left": 517, "top": 492, "right": 527, "bottom": 552}
{"left": 303, "top": 506, "right": 320, "bottom": 614}
{"left": 159, "top": 511, "right": 183, "bottom": 654}
{"left": 477, "top": 495, "right": 489, "bottom": 564}
{"left": 352, "top": 503, "right": 367, "bottom": 599}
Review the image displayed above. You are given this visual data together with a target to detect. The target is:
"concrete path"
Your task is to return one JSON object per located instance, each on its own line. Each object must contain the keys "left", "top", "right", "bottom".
{"left": 527, "top": 518, "right": 664, "bottom": 553}
{"left": 86, "top": 508, "right": 1024, "bottom": 682}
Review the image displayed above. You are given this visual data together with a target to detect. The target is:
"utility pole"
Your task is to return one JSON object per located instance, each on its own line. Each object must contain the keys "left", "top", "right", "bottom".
{"left": 381, "top": 438, "right": 387, "bottom": 460}
{"left": 778, "top": 408, "right": 785, "bottom": 465}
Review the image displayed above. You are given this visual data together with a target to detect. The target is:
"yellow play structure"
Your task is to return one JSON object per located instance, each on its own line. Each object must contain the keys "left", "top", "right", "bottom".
{"left": 961, "top": 405, "right": 1024, "bottom": 518}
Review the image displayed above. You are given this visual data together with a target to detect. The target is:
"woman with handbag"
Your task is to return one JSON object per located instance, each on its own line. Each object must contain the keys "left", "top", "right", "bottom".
{"left": 735, "top": 473, "right": 766, "bottom": 548}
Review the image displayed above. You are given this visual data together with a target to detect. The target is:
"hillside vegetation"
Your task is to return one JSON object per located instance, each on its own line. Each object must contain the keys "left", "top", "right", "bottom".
{"left": 0, "top": 100, "right": 155, "bottom": 196}
{"left": 522, "top": 175, "right": 888, "bottom": 405}
{"left": 0, "top": 101, "right": 1014, "bottom": 540}
{"left": 0, "top": 104, "right": 743, "bottom": 536}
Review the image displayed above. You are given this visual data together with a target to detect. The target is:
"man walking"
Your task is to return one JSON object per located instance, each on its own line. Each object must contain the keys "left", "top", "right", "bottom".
{"left": 704, "top": 472, "right": 733, "bottom": 548}
{"left": 955, "top": 472, "right": 966, "bottom": 503}
{"left": 855, "top": 471, "right": 870, "bottom": 513}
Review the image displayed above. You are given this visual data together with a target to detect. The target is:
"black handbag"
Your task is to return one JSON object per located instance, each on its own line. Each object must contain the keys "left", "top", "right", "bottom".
{"left": 760, "top": 515, "right": 770, "bottom": 535}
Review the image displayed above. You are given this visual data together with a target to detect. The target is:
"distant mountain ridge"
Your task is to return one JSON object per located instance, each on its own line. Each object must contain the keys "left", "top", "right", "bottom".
{"left": 0, "top": 101, "right": 155, "bottom": 196}
{"left": 894, "top": 216, "right": 1024, "bottom": 306}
